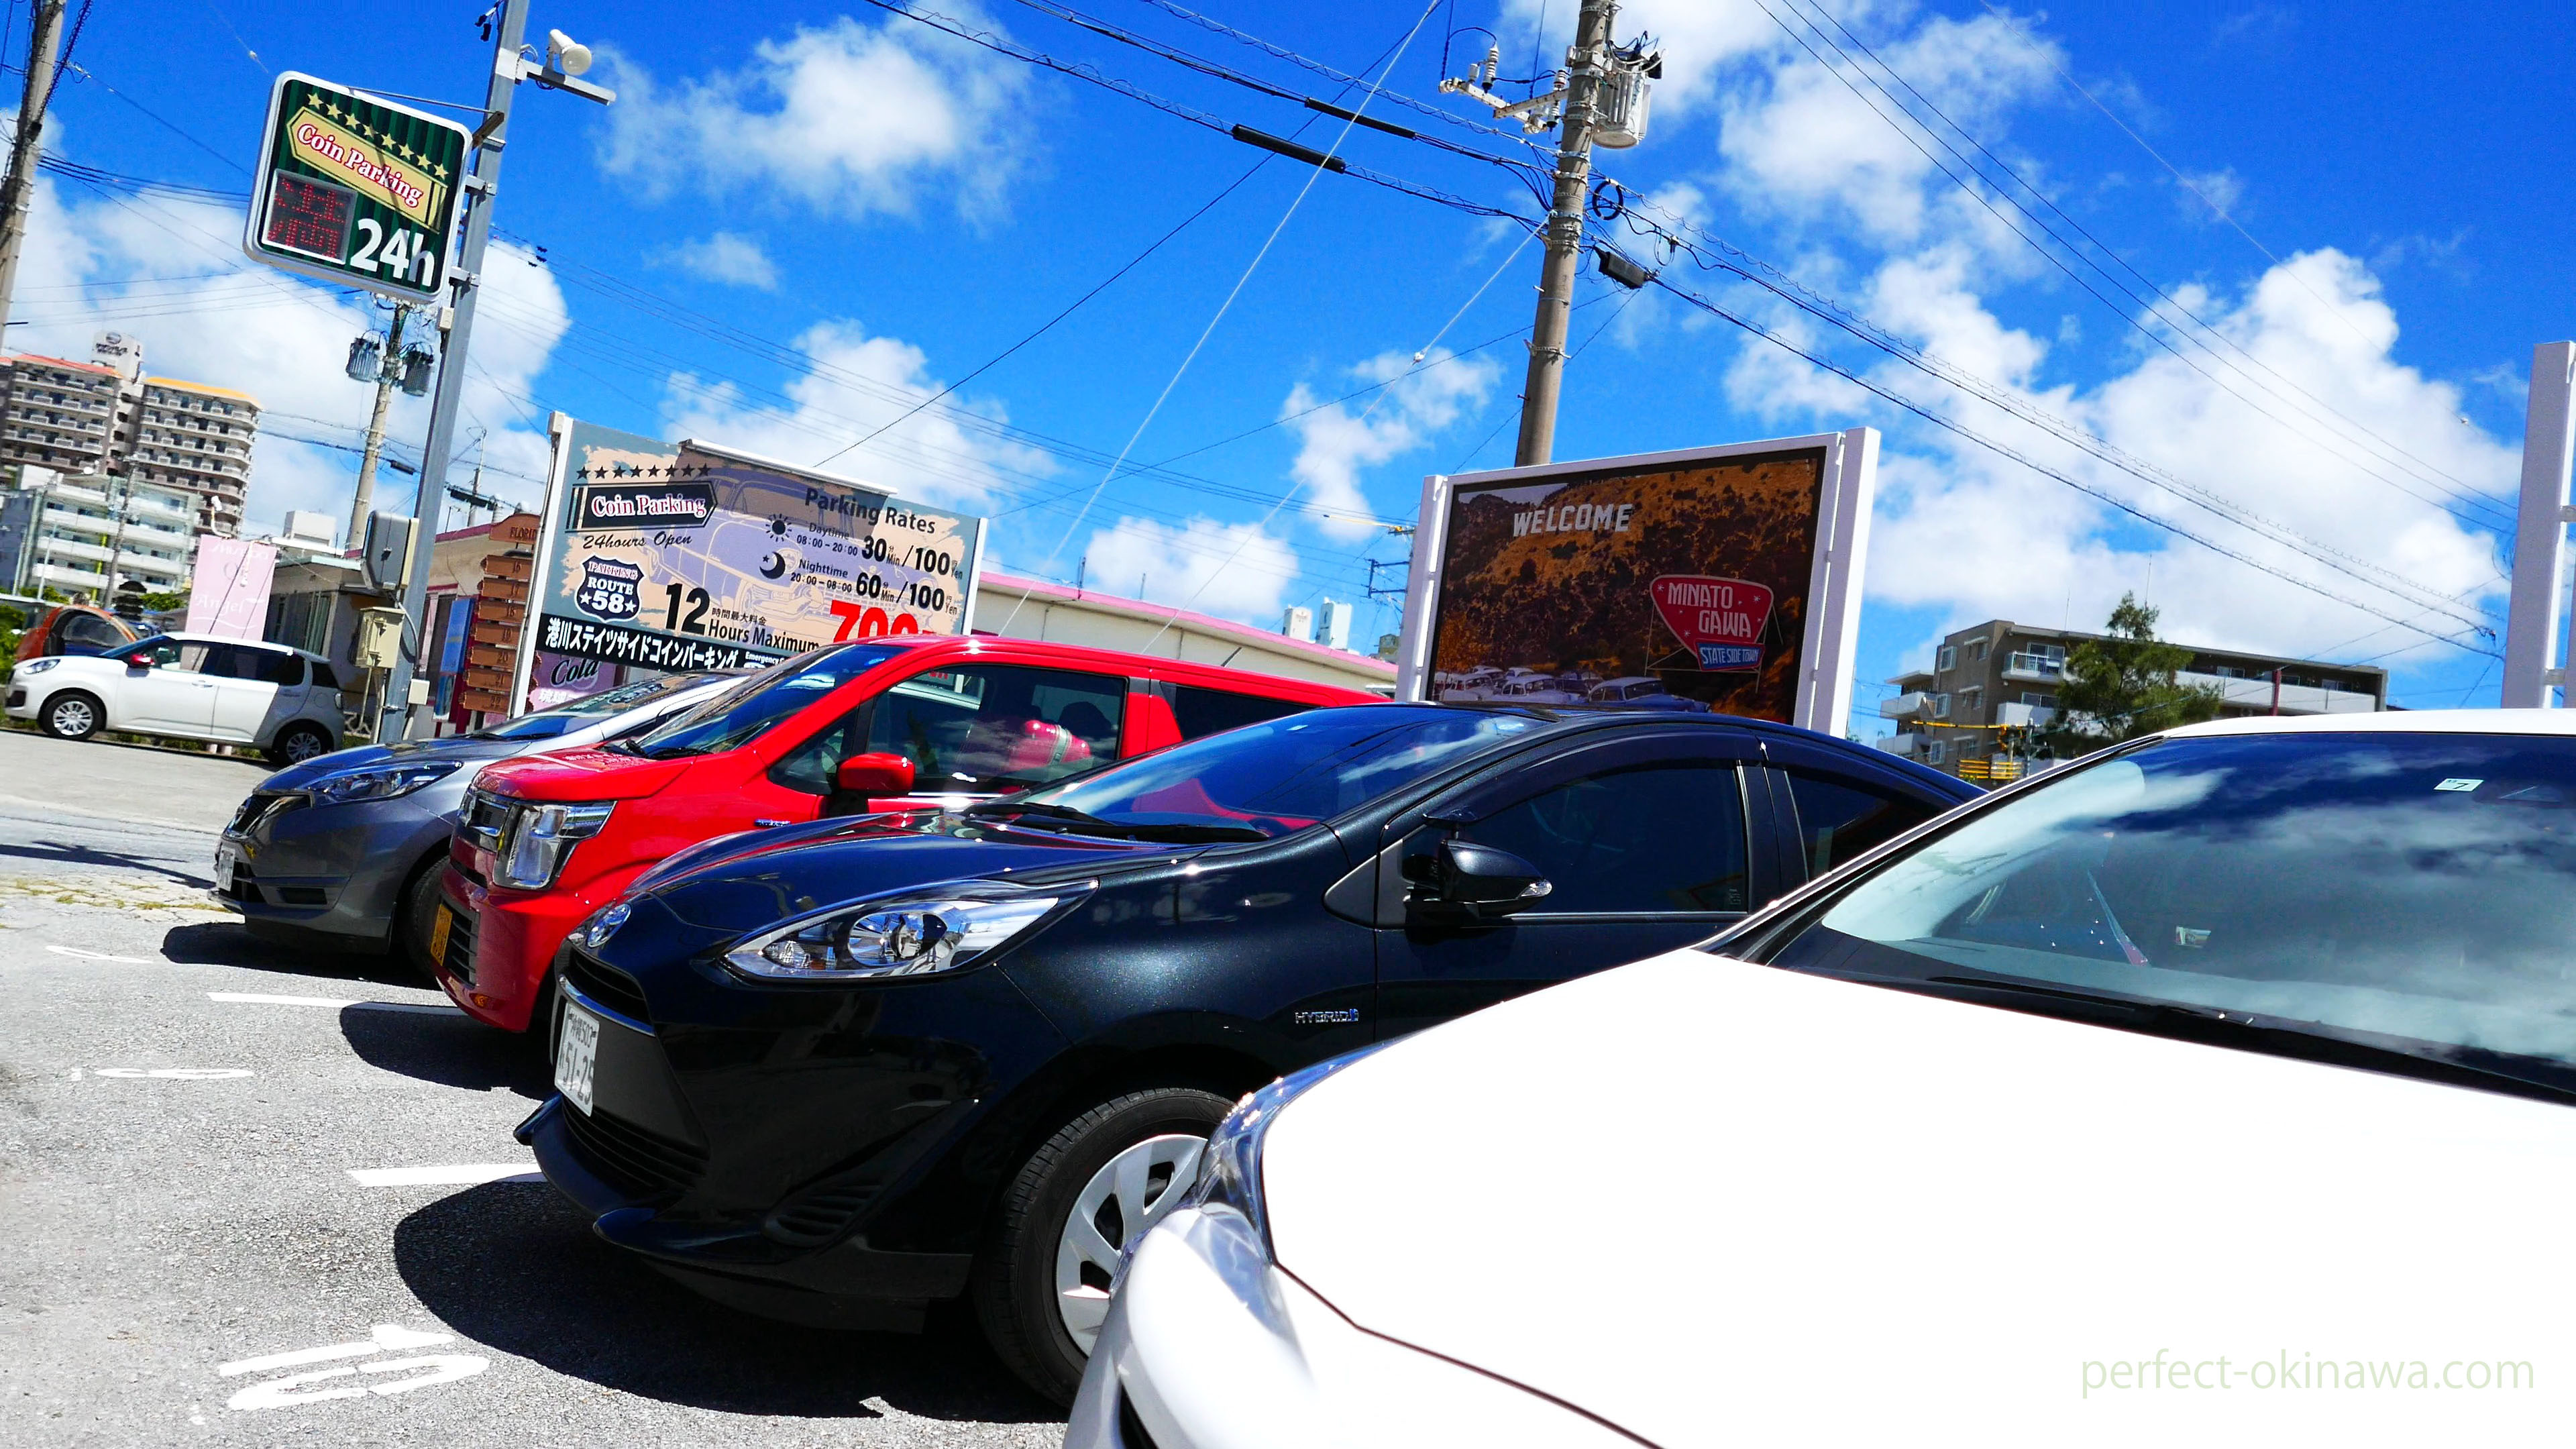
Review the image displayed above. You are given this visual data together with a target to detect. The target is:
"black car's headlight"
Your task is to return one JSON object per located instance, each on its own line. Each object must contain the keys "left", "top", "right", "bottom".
{"left": 305, "top": 759, "right": 462, "bottom": 806}
{"left": 722, "top": 882, "right": 1079, "bottom": 982}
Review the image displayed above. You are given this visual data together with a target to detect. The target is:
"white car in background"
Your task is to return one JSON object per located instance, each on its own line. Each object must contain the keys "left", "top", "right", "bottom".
{"left": 1077, "top": 710, "right": 2576, "bottom": 1448}
{"left": 7, "top": 631, "right": 346, "bottom": 765}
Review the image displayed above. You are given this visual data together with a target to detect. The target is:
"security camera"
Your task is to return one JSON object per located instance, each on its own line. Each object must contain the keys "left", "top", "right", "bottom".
{"left": 546, "top": 29, "right": 593, "bottom": 76}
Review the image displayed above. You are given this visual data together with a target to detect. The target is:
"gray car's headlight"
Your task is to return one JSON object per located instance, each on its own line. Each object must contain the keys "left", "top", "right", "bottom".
{"left": 722, "top": 883, "right": 1077, "bottom": 982}
{"left": 306, "top": 759, "right": 462, "bottom": 805}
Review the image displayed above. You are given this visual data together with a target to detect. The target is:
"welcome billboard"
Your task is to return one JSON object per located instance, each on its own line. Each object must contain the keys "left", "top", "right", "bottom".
{"left": 1393, "top": 431, "right": 1878, "bottom": 733}
{"left": 513, "top": 414, "right": 986, "bottom": 710}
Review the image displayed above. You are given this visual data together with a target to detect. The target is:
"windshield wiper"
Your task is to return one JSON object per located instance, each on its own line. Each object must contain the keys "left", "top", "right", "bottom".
{"left": 1849, "top": 969, "right": 2576, "bottom": 1108}
{"left": 971, "top": 802, "right": 1266, "bottom": 843}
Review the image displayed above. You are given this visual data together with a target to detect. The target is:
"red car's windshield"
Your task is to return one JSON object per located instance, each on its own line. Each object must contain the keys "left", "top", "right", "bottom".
{"left": 623, "top": 644, "right": 908, "bottom": 759}
{"left": 985, "top": 705, "right": 1542, "bottom": 841}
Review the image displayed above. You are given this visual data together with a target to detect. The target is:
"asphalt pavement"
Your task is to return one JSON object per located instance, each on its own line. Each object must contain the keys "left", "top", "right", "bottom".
{"left": 0, "top": 726, "right": 1063, "bottom": 1446}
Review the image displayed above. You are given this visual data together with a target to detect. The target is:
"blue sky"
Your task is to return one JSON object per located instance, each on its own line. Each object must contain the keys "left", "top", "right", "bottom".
{"left": 21, "top": 0, "right": 2575, "bottom": 730}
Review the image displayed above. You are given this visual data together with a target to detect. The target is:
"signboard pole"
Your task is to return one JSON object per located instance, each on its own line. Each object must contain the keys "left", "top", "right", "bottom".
{"left": 2502, "top": 341, "right": 2576, "bottom": 708}
{"left": 376, "top": 0, "right": 527, "bottom": 739}
{"left": 1792, "top": 427, "right": 1878, "bottom": 736}
{"left": 511, "top": 411, "right": 578, "bottom": 716}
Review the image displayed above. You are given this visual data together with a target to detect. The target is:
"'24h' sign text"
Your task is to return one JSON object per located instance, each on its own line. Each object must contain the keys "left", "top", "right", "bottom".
{"left": 242, "top": 72, "right": 470, "bottom": 306}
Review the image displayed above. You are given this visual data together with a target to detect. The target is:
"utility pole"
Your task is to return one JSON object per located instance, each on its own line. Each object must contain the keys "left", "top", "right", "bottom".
{"left": 1442, "top": 1, "right": 1653, "bottom": 468}
{"left": 0, "top": 0, "right": 65, "bottom": 338}
{"left": 347, "top": 303, "right": 411, "bottom": 549}
{"left": 1515, "top": 0, "right": 1617, "bottom": 468}
{"left": 377, "top": 2, "right": 610, "bottom": 740}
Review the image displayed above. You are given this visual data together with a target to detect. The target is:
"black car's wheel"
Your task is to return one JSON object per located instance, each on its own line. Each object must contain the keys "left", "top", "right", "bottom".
{"left": 268, "top": 722, "right": 333, "bottom": 767}
{"left": 40, "top": 691, "right": 102, "bottom": 741}
{"left": 397, "top": 857, "right": 448, "bottom": 981}
{"left": 973, "top": 1087, "right": 1234, "bottom": 1405}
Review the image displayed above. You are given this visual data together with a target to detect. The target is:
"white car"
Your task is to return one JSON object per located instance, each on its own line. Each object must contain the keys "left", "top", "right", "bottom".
{"left": 7, "top": 631, "right": 346, "bottom": 765}
{"left": 1076, "top": 710, "right": 2576, "bottom": 1448}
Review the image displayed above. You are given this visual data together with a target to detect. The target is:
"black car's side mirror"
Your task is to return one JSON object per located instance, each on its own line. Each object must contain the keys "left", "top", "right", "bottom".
{"left": 1408, "top": 839, "right": 1552, "bottom": 922}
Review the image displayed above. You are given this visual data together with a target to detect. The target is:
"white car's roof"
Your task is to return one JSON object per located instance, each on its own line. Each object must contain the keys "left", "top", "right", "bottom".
{"left": 2159, "top": 707, "right": 2576, "bottom": 739}
{"left": 150, "top": 631, "right": 327, "bottom": 662}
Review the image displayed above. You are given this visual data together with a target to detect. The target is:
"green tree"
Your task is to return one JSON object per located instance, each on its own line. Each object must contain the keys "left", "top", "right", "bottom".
{"left": 2045, "top": 594, "right": 2222, "bottom": 753}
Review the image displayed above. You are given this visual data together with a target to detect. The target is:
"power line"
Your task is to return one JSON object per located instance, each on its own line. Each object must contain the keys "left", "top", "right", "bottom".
{"left": 1769, "top": 0, "right": 2502, "bottom": 523}
{"left": 1647, "top": 269, "right": 2500, "bottom": 660}
{"left": 1741, "top": 0, "right": 2513, "bottom": 545}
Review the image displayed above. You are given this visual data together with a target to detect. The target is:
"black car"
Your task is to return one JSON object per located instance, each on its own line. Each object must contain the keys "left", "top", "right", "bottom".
{"left": 519, "top": 703, "right": 1972, "bottom": 1401}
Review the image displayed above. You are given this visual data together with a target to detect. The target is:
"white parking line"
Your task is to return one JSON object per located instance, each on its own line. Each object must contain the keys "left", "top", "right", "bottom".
{"left": 47, "top": 945, "right": 154, "bottom": 963}
{"left": 95, "top": 1068, "right": 253, "bottom": 1079}
{"left": 207, "top": 991, "right": 460, "bottom": 1014}
{"left": 346, "top": 1164, "right": 543, "bottom": 1187}
{"left": 218, "top": 1325, "right": 490, "bottom": 1412}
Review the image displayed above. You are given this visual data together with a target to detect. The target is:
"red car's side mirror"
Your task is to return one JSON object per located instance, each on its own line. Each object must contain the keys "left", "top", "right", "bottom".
{"left": 124, "top": 652, "right": 154, "bottom": 669}
{"left": 835, "top": 752, "right": 916, "bottom": 799}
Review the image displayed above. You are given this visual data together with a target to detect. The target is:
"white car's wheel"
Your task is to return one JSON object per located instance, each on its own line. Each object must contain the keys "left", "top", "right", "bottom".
{"left": 268, "top": 722, "right": 333, "bottom": 767}
{"left": 40, "top": 692, "right": 101, "bottom": 741}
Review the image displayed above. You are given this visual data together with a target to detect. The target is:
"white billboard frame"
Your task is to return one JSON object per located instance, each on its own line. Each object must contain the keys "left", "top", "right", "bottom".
{"left": 1395, "top": 429, "right": 1878, "bottom": 736}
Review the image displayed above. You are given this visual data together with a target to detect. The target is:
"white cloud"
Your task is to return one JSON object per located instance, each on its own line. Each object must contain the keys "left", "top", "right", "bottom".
{"left": 1079, "top": 515, "right": 1298, "bottom": 625}
{"left": 1713, "top": 11, "right": 2062, "bottom": 243}
{"left": 596, "top": 10, "right": 1040, "bottom": 220}
{"left": 654, "top": 231, "right": 779, "bottom": 289}
{"left": 13, "top": 170, "right": 568, "bottom": 543}
{"left": 1282, "top": 349, "right": 1500, "bottom": 542}
{"left": 657, "top": 318, "right": 1049, "bottom": 513}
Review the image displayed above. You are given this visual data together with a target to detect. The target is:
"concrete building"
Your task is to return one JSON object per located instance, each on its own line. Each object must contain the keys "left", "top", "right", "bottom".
{"left": 0, "top": 354, "right": 119, "bottom": 477}
{"left": 1878, "top": 618, "right": 2387, "bottom": 780}
{"left": 5, "top": 464, "right": 198, "bottom": 598}
{"left": 113, "top": 374, "right": 260, "bottom": 538}
{"left": 0, "top": 339, "right": 262, "bottom": 543}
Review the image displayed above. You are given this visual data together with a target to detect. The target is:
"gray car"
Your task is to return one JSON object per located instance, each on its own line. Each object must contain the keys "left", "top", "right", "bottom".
{"left": 213, "top": 671, "right": 742, "bottom": 972}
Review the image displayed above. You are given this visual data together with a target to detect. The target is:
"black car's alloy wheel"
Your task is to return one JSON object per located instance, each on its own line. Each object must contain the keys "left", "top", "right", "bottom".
{"left": 973, "top": 1087, "right": 1233, "bottom": 1405}
{"left": 40, "top": 692, "right": 101, "bottom": 741}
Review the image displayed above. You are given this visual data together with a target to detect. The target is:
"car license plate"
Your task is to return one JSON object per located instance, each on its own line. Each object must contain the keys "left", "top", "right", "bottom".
{"left": 427, "top": 904, "right": 453, "bottom": 967}
{"left": 555, "top": 998, "right": 600, "bottom": 1116}
{"left": 213, "top": 839, "right": 239, "bottom": 883}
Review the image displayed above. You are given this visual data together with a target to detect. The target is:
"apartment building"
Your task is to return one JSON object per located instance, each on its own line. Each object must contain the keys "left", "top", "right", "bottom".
{"left": 113, "top": 376, "right": 260, "bottom": 537}
{"left": 0, "top": 354, "right": 120, "bottom": 477}
{"left": 0, "top": 338, "right": 263, "bottom": 542}
{"left": 1878, "top": 617, "right": 2387, "bottom": 778}
{"left": 4, "top": 464, "right": 197, "bottom": 598}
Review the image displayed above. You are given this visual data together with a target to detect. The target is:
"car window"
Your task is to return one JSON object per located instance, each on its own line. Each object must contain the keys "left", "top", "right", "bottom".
{"left": 131, "top": 639, "right": 207, "bottom": 672}
{"left": 1018, "top": 705, "right": 1542, "bottom": 837}
{"left": 630, "top": 644, "right": 908, "bottom": 759}
{"left": 254, "top": 650, "right": 305, "bottom": 686}
{"left": 1766, "top": 732, "right": 2576, "bottom": 1082}
{"left": 58, "top": 611, "right": 128, "bottom": 654}
{"left": 1458, "top": 761, "right": 1748, "bottom": 913}
{"left": 1786, "top": 771, "right": 1938, "bottom": 876}
{"left": 1170, "top": 686, "right": 1317, "bottom": 740}
{"left": 475, "top": 672, "right": 727, "bottom": 741}
{"left": 769, "top": 706, "right": 867, "bottom": 796}
{"left": 865, "top": 665, "right": 1125, "bottom": 792}
{"left": 309, "top": 661, "right": 341, "bottom": 690}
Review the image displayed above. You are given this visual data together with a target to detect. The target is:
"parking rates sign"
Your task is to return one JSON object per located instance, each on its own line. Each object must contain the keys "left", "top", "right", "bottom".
{"left": 243, "top": 72, "right": 470, "bottom": 305}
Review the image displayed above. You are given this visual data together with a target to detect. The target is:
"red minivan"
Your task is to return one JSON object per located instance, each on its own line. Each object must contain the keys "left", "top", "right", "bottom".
{"left": 433, "top": 635, "right": 1377, "bottom": 1030}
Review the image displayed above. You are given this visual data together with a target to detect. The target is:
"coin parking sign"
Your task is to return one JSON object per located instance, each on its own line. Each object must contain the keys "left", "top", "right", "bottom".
{"left": 244, "top": 72, "right": 470, "bottom": 305}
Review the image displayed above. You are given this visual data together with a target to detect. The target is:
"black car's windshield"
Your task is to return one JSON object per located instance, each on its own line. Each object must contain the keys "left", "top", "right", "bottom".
{"left": 1756, "top": 730, "right": 2576, "bottom": 1089}
{"left": 987, "top": 704, "right": 1544, "bottom": 839}
{"left": 472, "top": 671, "right": 728, "bottom": 741}
{"left": 625, "top": 644, "right": 908, "bottom": 759}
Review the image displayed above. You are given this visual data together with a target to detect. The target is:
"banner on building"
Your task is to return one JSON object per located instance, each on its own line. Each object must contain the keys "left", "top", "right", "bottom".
{"left": 514, "top": 415, "right": 986, "bottom": 711}
{"left": 1393, "top": 431, "right": 1878, "bottom": 733}
{"left": 184, "top": 537, "right": 278, "bottom": 642}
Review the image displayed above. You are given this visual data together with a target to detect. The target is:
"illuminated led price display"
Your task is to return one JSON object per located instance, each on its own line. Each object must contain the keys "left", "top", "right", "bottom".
{"left": 241, "top": 72, "right": 470, "bottom": 305}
